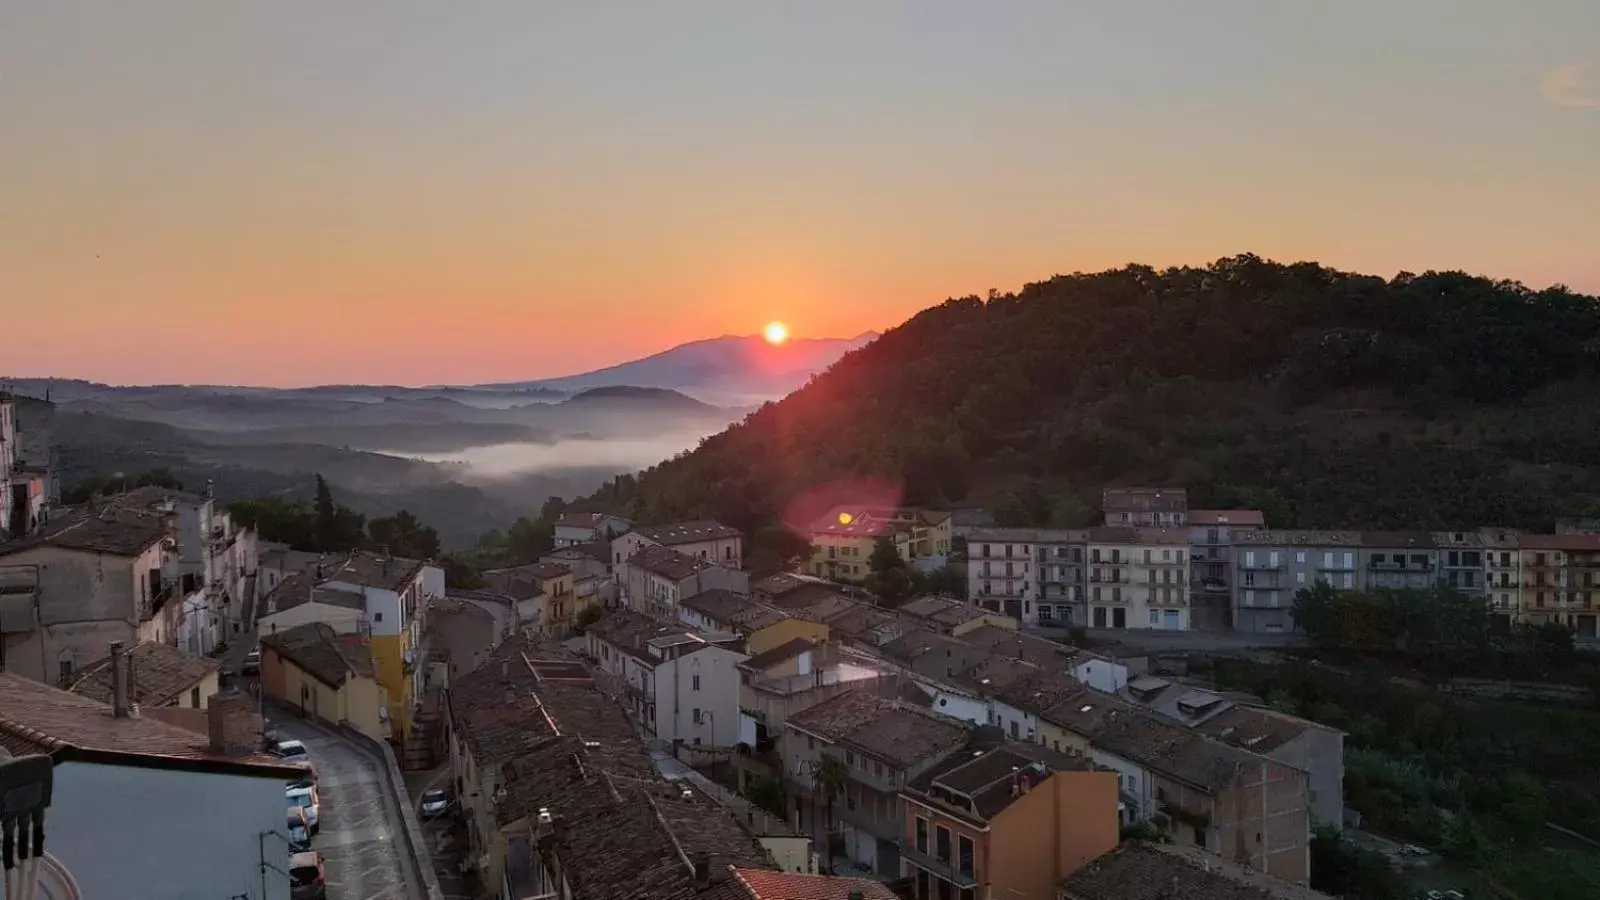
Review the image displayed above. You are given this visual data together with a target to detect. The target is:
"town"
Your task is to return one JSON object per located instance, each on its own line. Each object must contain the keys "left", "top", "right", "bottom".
{"left": 7, "top": 390, "right": 1597, "bottom": 899}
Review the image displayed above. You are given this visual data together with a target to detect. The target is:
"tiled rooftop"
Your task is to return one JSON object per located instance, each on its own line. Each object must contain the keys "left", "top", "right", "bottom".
{"left": 1360, "top": 530, "right": 1438, "bottom": 549}
{"left": 1195, "top": 706, "right": 1337, "bottom": 754}
{"left": 0, "top": 672, "right": 290, "bottom": 772}
{"left": 0, "top": 511, "right": 169, "bottom": 558}
{"left": 1230, "top": 529, "right": 1363, "bottom": 547}
{"left": 739, "top": 638, "right": 818, "bottom": 673}
{"left": 679, "top": 589, "right": 786, "bottom": 630}
{"left": 320, "top": 550, "right": 428, "bottom": 592}
{"left": 1044, "top": 692, "right": 1268, "bottom": 793}
{"left": 588, "top": 610, "right": 738, "bottom": 664}
{"left": 635, "top": 520, "right": 742, "bottom": 545}
{"left": 1188, "top": 509, "right": 1267, "bottom": 527}
{"left": 1061, "top": 843, "right": 1332, "bottom": 900}
{"left": 962, "top": 656, "right": 1088, "bottom": 716}
{"left": 261, "top": 622, "right": 376, "bottom": 689}
{"left": 957, "top": 625, "right": 1081, "bottom": 668}
{"left": 899, "top": 595, "right": 987, "bottom": 627}
{"left": 881, "top": 628, "right": 991, "bottom": 675}
{"left": 967, "top": 526, "right": 1089, "bottom": 543}
{"left": 628, "top": 544, "right": 715, "bottom": 581}
{"left": 787, "top": 690, "right": 969, "bottom": 769}
{"left": 1102, "top": 487, "right": 1188, "bottom": 514}
{"left": 912, "top": 741, "right": 1095, "bottom": 821}
{"left": 68, "top": 641, "right": 219, "bottom": 707}
{"left": 554, "top": 511, "right": 619, "bottom": 528}
{"left": 717, "top": 868, "right": 900, "bottom": 900}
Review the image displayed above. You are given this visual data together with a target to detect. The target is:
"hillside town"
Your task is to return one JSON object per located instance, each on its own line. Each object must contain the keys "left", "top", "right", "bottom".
{"left": 2, "top": 385, "right": 1591, "bottom": 900}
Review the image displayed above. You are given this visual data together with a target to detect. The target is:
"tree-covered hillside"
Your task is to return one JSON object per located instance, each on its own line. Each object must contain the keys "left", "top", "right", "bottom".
{"left": 590, "top": 255, "right": 1600, "bottom": 543}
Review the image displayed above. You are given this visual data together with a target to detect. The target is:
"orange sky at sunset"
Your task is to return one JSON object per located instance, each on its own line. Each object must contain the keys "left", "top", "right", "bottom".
{"left": 2, "top": 3, "right": 1597, "bottom": 387}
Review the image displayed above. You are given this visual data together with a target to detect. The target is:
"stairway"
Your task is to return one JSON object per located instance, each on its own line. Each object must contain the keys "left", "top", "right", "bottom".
{"left": 403, "top": 693, "right": 442, "bottom": 770}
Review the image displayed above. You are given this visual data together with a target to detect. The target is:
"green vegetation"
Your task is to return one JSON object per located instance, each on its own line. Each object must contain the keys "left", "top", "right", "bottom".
{"left": 229, "top": 475, "right": 443, "bottom": 561}
{"left": 582, "top": 256, "right": 1600, "bottom": 562}
{"left": 60, "top": 466, "right": 186, "bottom": 504}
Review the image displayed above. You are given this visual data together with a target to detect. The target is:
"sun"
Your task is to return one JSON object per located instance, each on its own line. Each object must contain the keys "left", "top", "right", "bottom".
{"left": 763, "top": 322, "right": 789, "bottom": 345}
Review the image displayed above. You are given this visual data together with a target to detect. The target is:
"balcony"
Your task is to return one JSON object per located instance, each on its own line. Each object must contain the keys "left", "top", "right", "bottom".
{"left": 1369, "top": 560, "right": 1435, "bottom": 571}
{"left": 1088, "top": 572, "right": 1125, "bottom": 584}
{"left": 835, "top": 804, "right": 903, "bottom": 843}
{"left": 896, "top": 839, "right": 979, "bottom": 890}
{"left": 1239, "top": 560, "right": 1284, "bottom": 571}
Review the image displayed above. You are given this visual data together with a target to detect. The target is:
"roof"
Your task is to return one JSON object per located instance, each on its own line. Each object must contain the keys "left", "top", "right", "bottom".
{"left": 1230, "top": 529, "right": 1363, "bottom": 548}
{"left": 1194, "top": 706, "right": 1339, "bottom": 754}
{"left": 100, "top": 485, "right": 206, "bottom": 511}
{"left": 587, "top": 610, "right": 741, "bottom": 665}
{"left": 554, "top": 511, "right": 628, "bottom": 528}
{"left": 740, "top": 638, "right": 818, "bottom": 673}
{"left": 1097, "top": 708, "right": 1265, "bottom": 792}
{"left": 719, "top": 868, "right": 899, "bottom": 900}
{"left": 0, "top": 512, "right": 168, "bottom": 559}
{"left": 961, "top": 657, "right": 1087, "bottom": 717}
{"left": 544, "top": 540, "right": 611, "bottom": 565}
{"left": 319, "top": 550, "right": 428, "bottom": 592}
{"left": 899, "top": 595, "right": 987, "bottom": 627}
{"left": 634, "top": 520, "right": 742, "bottom": 545}
{"left": 881, "top": 628, "right": 991, "bottom": 675}
{"left": 752, "top": 573, "right": 838, "bottom": 601}
{"left": 1060, "top": 843, "right": 1332, "bottom": 900}
{"left": 1102, "top": 487, "right": 1187, "bottom": 513}
{"left": 1519, "top": 532, "right": 1600, "bottom": 551}
{"left": 68, "top": 642, "right": 218, "bottom": 707}
{"left": 957, "top": 625, "right": 1080, "bottom": 669}
{"left": 0, "top": 673, "right": 295, "bottom": 777}
{"left": 967, "top": 527, "right": 1088, "bottom": 544}
{"left": 1188, "top": 509, "right": 1266, "bottom": 527}
{"left": 260, "top": 573, "right": 366, "bottom": 617}
{"left": 261, "top": 622, "right": 376, "bottom": 690}
{"left": 1359, "top": 531, "right": 1437, "bottom": 550}
{"left": 909, "top": 741, "right": 1095, "bottom": 822}
{"left": 1133, "top": 527, "right": 1190, "bottom": 546}
{"left": 628, "top": 544, "right": 716, "bottom": 581}
{"left": 679, "top": 590, "right": 790, "bottom": 630}
{"left": 787, "top": 690, "right": 969, "bottom": 769}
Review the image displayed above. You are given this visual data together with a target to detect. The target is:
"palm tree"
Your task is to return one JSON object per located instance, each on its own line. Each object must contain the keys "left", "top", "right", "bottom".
{"left": 816, "top": 755, "right": 850, "bottom": 839}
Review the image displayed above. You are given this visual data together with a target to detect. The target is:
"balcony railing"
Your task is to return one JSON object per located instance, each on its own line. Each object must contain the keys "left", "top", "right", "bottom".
{"left": 896, "top": 839, "right": 979, "bottom": 890}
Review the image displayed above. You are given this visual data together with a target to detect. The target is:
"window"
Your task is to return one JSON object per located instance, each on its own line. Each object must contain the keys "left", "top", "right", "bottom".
{"left": 692, "top": 708, "right": 701, "bottom": 724}
{"left": 1244, "top": 551, "right": 1257, "bottom": 568}
{"left": 935, "top": 825, "right": 951, "bottom": 862}
{"left": 58, "top": 659, "right": 72, "bottom": 682}
{"left": 874, "top": 761, "right": 883, "bottom": 776}
{"left": 724, "top": 546, "right": 732, "bottom": 559}
{"left": 1193, "top": 827, "right": 1207, "bottom": 848}
{"left": 373, "top": 612, "right": 383, "bottom": 622}
{"left": 1295, "top": 551, "right": 1306, "bottom": 564}
{"left": 958, "top": 835, "right": 975, "bottom": 877}
{"left": 691, "top": 674, "right": 701, "bottom": 691}
{"left": 1149, "top": 610, "right": 1160, "bottom": 626}
{"left": 1009, "top": 720, "right": 1019, "bottom": 738}
{"left": 846, "top": 751, "right": 855, "bottom": 766}
{"left": 191, "top": 686, "right": 202, "bottom": 707}
{"left": 915, "top": 816, "right": 929, "bottom": 853}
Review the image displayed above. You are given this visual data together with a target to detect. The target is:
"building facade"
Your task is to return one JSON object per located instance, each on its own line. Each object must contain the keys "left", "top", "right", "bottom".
{"left": 1231, "top": 531, "right": 1363, "bottom": 634}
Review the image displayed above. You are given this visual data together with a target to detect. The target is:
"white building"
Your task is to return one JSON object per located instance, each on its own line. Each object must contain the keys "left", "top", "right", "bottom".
{"left": 585, "top": 611, "right": 746, "bottom": 747}
{"left": 0, "top": 670, "right": 302, "bottom": 900}
{"left": 551, "top": 512, "right": 633, "bottom": 548}
{"left": 612, "top": 521, "right": 744, "bottom": 572}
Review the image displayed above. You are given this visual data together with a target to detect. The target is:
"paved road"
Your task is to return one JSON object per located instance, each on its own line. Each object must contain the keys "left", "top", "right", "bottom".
{"left": 1026, "top": 625, "right": 1306, "bottom": 654}
{"left": 271, "top": 715, "right": 416, "bottom": 900}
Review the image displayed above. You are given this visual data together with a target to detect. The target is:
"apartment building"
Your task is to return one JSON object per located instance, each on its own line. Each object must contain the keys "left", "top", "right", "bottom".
{"left": 551, "top": 511, "right": 632, "bottom": 547}
{"left": 1188, "top": 510, "right": 1265, "bottom": 630}
{"left": 1432, "top": 530, "right": 1486, "bottom": 597}
{"left": 1084, "top": 526, "right": 1190, "bottom": 631}
{"left": 900, "top": 741, "right": 1120, "bottom": 900}
{"left": 586, "top": 610, "right": 747, "bottom": 747}
{"left": 783, "top": 689, "right": 971, "bottom": 877}
{"left": 1360, "top": 532, "right": 1439, "bottom": 591}
{"left": 620, "top": 544, "right": 750, "bottom": 616}
{"left": 1519, "top": 533, "right": 1600, "bottom": 636}
{"left": 806, "top": 507, "right": 953, "bottom": 580}
{"left": 1231, "top": 531, "right": 1362, "bottom": 634}
{"left": 1481, "top": 528, "right": 1523, "bottom": 624}
{"left": 966, "top": 528, "right": 1088, "bottom": 625}
{"left": 676, "top": 589, "right": 828, "bottom": 656}
{"left": 613, "top": 520, "right": 744, "bottom": 570}
{"left": 484, "top": 562, "right": 578, "bottom": 634}
{"left": 1102, "top": 487, "right": 1187, "bottom": 527}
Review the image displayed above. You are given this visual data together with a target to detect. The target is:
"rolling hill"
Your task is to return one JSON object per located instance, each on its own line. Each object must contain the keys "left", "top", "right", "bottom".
{"left": 584, "top": 255, "right": 1600, "bottom": 552}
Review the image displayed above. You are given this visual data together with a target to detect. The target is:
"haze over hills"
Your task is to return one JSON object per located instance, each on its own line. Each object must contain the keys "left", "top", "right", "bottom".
{"left": 4, "top": 331, "right": 879, "bottom": 548}
{"left": 583, "top": 255, "right": 1600, "bottom": 557}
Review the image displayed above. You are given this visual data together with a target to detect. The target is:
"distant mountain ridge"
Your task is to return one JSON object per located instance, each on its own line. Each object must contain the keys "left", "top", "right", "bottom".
{"left": 475, "top": 332, "right": 880, "bottom": 401}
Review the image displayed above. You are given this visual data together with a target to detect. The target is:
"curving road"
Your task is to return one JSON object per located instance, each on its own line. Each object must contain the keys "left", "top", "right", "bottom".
{"left": 271, "top": 715, "right": 419, "bottom": 900}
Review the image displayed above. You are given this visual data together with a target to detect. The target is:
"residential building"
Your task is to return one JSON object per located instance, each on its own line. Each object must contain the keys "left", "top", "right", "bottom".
{"left": 260, "top": 621, "right": 390, "bottom": 740}
{"left": 1433, "top": 530, "right": 1486, "bottom": 597}
{"left": 1194, "top": 705, "right": 1346, "bottom": 832}
{"left": 754, "top": 572, "right": 852, "bottom": 609}
{"left": 66, "top": 639, "right": 220, "bottom": 710}
{"left": 677, "top": 589, "right": 829, "bottom": 656}
{"left": 1231, "top": 531, "right": 1363, "bottom": 634}
{"left": 1360, "top": 531, "right": 1439, "bottom": 591}
{"left": 541, "top": 540, "right": 616, "bottom": 605}
{"left": 5, "top": 391, "right": 59, "bottom": 538}
{"left": 898, "top": 595, "right": 1017, "bottom": 637}
{"left": 1481, "top": 528, "right": 1523, "bottom": 625}
{"left": 0, "top": 395, "right": 17, "bottom": 540}
{"left": 0, "top": 513, "right": 178, "bottom": 684}
{"left": 484, "top": 562, "right": 578, "bottom": 634}
{"left": 257, "top": 551, "right": 440, "bottom": 742}
{"left": 254, "top": 545, "right": 324, "bottom": 597}
{"left": 782, "top": 689, "right": 971, "bottom": 877}
{"left": 1189, "top": 510, "right": 1265, "bottom": 631}
{"left": 1039, "top": 694, "right": 1312, "bottom": 883}
{"left": 955, "top": 625, "right": 1131, "bottom": 694}
{"left": 708, "top": 868, "right": 899, "bottom": 900}
{"left": 805, "top": 507, "right": 953, "bottom": 580}
{"left": 1059, "top": 842, "right": 1334, "bottom": 900}
{"left": 958, "top": 656, "right": 1091, "bottom": 743}
{"left": 551, "top": 511, "right": 632, "bottom": 547}
{"left": 613, "top": 520, "right": 744, "bottom": 570}
{"left": 586, "top": 610, "right": 748, "bottom": 747}
{"left": 900, "top": 741, "right": 1120, "bottom": 900}
{"left": 620, "top": 545, "right": 750, "bottom": 616}
{"left": 1518, "top": 532, "right": 1600, "bottom": 636}
{"left": 1084, "top": 526, "right": 1190, "bottom": 631}
{"left": 799, "top": 600, "right": 913, "bottom": 649}
{"left": 966, "top": 528, "right": 1090, "bottom": 625}
{"left": 882, "top": 628, "right": 995, "bottom": 686}
{"left": 1102, "top": 487, "right": 1187, "bottom": 527}
{"left": 0, "top": 671, "right": 301, "bottom": 900}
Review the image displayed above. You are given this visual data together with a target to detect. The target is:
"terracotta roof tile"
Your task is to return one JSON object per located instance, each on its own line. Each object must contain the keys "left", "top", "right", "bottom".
{"left": 68, "top": 642, "right": 219, "bottom": 707}
{"left": 727, "top": 867, "right": 899, "bottom": 899}
{"left": 261, "top": 622, "right": 376, "bottom": 689}
{"left": 1061, "top": 843, "right": 1331, "bottom": 900}
{"left": 788, "top": 690, "right": 969, "bottom": 769}
{"left": 635, "top": 520, "right": 742, "bottom": 545}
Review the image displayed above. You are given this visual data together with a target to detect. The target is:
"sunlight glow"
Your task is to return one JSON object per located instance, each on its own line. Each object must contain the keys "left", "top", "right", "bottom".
{"left": 764, "top": 322, "right": 789, "bottom": 345}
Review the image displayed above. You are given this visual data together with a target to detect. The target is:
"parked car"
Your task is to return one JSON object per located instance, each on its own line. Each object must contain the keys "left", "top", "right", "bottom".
{"left": 275, "top": 740, "right": 309, "bottom": 761}
{"left": 263, "top": 723, "right": 282, "bottom": 749}
{"left": 286, "top": 807, "right": 312, "bottom": 853}
{"left": 241, "top": 649, "right": 261, "bottom": 675}
{"left": 420, "top": 788, "right": 451, "bottom": 819}
{"left": 286, "top": 760, "right": 317, "bottom": 790}
{"left": 288, "top": 851, "right": 326, "bottom": 900}
{"left": 287, "top": 785, "right": 321, "bottom": 835}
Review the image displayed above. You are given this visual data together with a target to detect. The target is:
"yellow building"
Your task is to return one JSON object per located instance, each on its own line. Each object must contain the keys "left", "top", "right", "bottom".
{"left": 676, "top": 589, "right": 829, "bottom": 656}
{"left": 485, "top": 562, "right": 579, "bottom": 634}
{"left": 1517, "top": 533, "right": 1600, "bottom": 635}
{"left": 261, "top": 622, "right": 391, "bottom": 741}
{"left": 805, "top": 507, "right": 954, "bottom": 580}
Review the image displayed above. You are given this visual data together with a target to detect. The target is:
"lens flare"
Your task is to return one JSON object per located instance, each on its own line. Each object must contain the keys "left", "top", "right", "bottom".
{"left": 764, "top": 322, "right": 789, "bottom": 345}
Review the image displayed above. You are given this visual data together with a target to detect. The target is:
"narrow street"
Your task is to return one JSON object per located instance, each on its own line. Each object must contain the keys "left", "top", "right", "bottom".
{"left": 271, "top": 715, "right": 420, "bottom": 900}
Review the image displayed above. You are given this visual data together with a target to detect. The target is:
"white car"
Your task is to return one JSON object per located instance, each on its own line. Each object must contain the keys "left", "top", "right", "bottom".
{"left": 420, "top": 789, "right": 450, "bottom": 819}
{"left": 276, "top": 740, "right": 309, "bottom": 762}
{"left": 287, "top": 785, "right": 321, "bottom": 835}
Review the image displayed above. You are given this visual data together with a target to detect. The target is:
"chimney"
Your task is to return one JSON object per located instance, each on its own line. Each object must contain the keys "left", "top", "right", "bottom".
{"left": 109, "top": 641, "right": 130, "bottom": 718}
{"left": 691, "top": 850, "right": 711, "bottom": 890}
{"left": 207, "top": 689, "right": 257, "bottom": 757}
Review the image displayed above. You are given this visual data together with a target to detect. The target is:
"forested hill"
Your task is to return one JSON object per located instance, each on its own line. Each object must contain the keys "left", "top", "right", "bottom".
{"left": 589, "top": 255, "right": 1600, "bottom": 547}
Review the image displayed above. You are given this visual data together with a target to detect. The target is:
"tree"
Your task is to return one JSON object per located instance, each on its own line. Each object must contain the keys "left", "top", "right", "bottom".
{"left": 865, "top": 537, "right": 914, "bottom": 602}
{"left": 1501, "top": 772, "right": 1549, "bottom": 838}
{"left": 369, "top": 509, "right": 441, "bottom": 560}
{"left": 539, "top": 496, "right": 569, "bottom": 522}
{"left": 506, "top": 516, "right": 554, "bottom": 563}
{"left": 816, "top": 755, "right": 850, "bottom": 839}
{"left": 747, "top": 524, "right": 814, "bottom": 578}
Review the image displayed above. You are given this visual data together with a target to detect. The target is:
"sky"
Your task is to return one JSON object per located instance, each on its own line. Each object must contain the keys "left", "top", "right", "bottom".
{"left": 3, "top": 2, "right": 1598, "bottom": 387}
